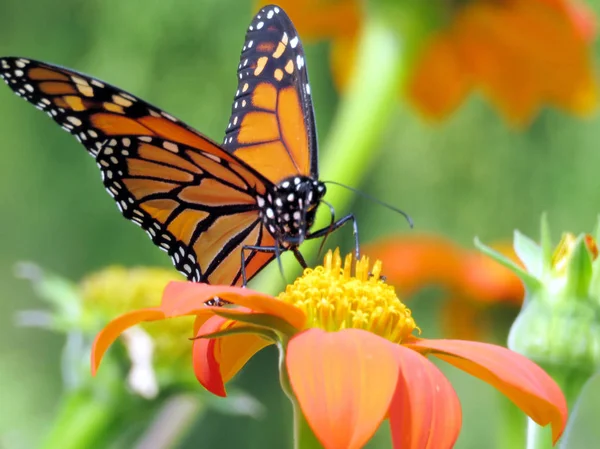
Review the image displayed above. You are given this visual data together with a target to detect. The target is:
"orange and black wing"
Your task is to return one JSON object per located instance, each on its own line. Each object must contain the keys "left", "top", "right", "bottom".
{"left": 95, "top": 135, "right": 276, "bottom": 285}
{"left": 222, "top": 5, "right": 318, "bottom": 184}
{"left": 0, "top": 57, "right": 276, "bottom": 285}
{"left": 0, "top": 57, "right": 232, "bottom": 158}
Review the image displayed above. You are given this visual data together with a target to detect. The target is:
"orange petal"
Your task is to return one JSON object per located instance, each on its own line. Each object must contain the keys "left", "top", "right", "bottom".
{"left": 409, "top": 0, "right": 598, "bottom": 125}
{"left": 389, "top": 345, "right": 461, "bottom": 449}
{"left": 91, "top": 308, "right": 165, "bottom": 375}
{"left": 406, "top": 338, "right": 567, "bottom": 443}
{"left": 459, "top": 242, "right": 524, "bottom": 306}
{"left": 363, "top": 234, "right": 466, "bottom": 297}
{"left": 330, "top": 34, "right": 358, "bottom": 92}
{"left": 256, "top": 0, "right": 360, "bottom": 41}
{"left": 407, "top": 34, "right": 472, "bottom": 120}
{"left": 162, "top": 281, "right": 306, "bottom": 330}
{"left": 193, "top": 315, "right": 272, "bottom": 396}
{"left": 287, "top": 328, "right": 399, "bottom": 449}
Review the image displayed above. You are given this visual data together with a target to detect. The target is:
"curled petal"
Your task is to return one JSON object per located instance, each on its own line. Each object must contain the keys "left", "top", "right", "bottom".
{"left": 389, "top": 346, "right": 461, "bottom": 449}
{"left": 163, "top": 281, "right": 306, "bottom": 330}
{"left": 193, "top": 315, "right": 272, "bottom": 396}
{"left": 287, "top": 328, "right": 399, "bottom": 449}
{"left": 407, "top": 339, "right": 567, "bottom": 443}
{"left": 91, "top": 308, "right": 164, "bottom": 375}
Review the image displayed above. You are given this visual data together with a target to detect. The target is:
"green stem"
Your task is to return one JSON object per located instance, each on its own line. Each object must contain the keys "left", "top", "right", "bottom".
{"left": 526, "top": 418, "right": 554, "bottom": 449}
{"left": 524, "top": 367, "right": 590, "bottom": 449}
{"left": 252, "top": 14, "right": 405, "bottom": 294}
{"left": 40, "top": 390, "right": 117, "bottom": 449}
{"left": 500, "top": 397, "right": 526, "bottom": 449}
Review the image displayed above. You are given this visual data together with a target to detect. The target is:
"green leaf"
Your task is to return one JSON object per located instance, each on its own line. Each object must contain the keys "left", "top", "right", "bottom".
{"left": 211, "top": 310, "right": 299, "bottom": 337}
{"left": 193, "top": 324, "right": 278, "bottom": 343}
{"left": 474, "top": 237, "right": 542, "bottom": 293}
{"left": 565, "top": 234, "right": 593, "bottom": 298}
{"left": 514, "top": 230, "right": 542, "bottom": 278}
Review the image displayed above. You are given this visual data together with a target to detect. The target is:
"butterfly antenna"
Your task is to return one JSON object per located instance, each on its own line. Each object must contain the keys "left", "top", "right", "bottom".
{"left": 316, "top": 199, "right": 337, "bottom": 258}
{"left": 323, "top": 181, "right": 414, "bottom": 228}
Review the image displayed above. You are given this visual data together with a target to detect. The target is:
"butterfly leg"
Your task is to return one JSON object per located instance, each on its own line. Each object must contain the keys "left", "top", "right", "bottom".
{"left": 240, "top": 244, "right": 283, "bottom": 287}
{"left": 306, "top": 213, "right": 360, "bottom": 261}
{"left": 292, "top": 247, "right": 308, "bottom": 269}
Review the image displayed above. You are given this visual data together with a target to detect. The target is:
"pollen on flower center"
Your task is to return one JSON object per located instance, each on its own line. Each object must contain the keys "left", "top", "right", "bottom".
{"left": 278, "top": 249, "right": 418, "bottom": 343}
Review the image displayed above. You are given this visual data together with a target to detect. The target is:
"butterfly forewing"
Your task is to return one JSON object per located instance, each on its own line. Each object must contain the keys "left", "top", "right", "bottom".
{"left": 0, "top": 57, "right": 232, "bottom": 158}
{"left": 0, "top": 56, "right": 277, "bottom": 285}
{"left": 222, "top": 5, "right": 319, "bottom": 184}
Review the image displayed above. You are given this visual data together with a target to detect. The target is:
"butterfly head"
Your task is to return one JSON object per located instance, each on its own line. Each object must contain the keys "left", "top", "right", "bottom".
{"left": 258, "top": 176, "right": 326, "bottom": 248}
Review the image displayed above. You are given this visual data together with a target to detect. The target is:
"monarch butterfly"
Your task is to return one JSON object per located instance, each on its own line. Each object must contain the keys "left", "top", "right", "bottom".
{"left": 0, "top": 5, "right": 358, "bottom": 286}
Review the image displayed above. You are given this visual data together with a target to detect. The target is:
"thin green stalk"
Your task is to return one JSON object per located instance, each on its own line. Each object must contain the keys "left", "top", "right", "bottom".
{"left": 526, "top": 419, "right": 554, "bottom": 449}
{"left": 252, "top": 14, "right": 405, "bottom": 295}
{"left": 500, "top": 397, "right": 526, "bottom": 449}
{"left": 41, "top": 390, "right": 117, "bottom": 449}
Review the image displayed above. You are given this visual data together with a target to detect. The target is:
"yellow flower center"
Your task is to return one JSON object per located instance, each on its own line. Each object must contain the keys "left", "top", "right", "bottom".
{"left": 278, "top": 249, "right": 418, "bottom": 343}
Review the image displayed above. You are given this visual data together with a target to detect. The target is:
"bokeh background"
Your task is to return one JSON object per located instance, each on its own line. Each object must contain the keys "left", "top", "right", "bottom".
{"left": 2, "top": 0, "right": 600, "bottom": 448}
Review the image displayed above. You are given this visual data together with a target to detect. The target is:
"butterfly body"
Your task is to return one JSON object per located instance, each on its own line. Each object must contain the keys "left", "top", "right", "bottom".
{"left": 258, "top": 175, "right": 326, "bottom": 248}
{"left": 1, "top": 5, "right": 358, "bottom": 286}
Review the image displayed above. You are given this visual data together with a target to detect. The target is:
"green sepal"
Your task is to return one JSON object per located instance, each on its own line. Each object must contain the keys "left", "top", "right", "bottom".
{"left": 192, "top": 324, "right": 278, "bottom": 343}
{"left": 564, "top": 234, "right": 593, "bottom": 298}
{"left": 211, "top": 310, "right": 299, "bottom": 337}
{"left": 514, "top": 230, "right": 543, "bottom": 278}
{"left": 474, "top": 237, "right": 541, "bottom": 293}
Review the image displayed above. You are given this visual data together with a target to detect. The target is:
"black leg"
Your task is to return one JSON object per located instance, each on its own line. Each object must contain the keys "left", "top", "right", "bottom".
{"left": 292, "top": 247, "right": 308, "bottom": 269}
{"left": 240, "top": 244, "right": 281, "bottom": 286}
{"left": 306, "top": 213, "right": 360, "bottom": 261}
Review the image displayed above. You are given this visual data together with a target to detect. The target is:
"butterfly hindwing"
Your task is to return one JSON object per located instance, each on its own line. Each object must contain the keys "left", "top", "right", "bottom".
{"left": 96, "top": 135, "right": 275, "bottom": 285}
{"left": 222, "top": 5, "right": 318, "bottom": 184}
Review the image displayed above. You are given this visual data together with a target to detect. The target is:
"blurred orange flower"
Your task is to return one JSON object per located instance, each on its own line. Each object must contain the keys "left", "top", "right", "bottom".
{"left": 364, "top": 234, "right": 525, "bottom": 340}
{"left": 92, "top": 250, "right": 566, "bottom": 449}
{"left": 262, "top": 0, "right": 598, "bottom": 125}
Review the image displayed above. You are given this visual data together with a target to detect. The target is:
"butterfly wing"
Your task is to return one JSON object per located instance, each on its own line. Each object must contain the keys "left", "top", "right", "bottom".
{"left": 96, "top": 135, "right": 276, "bottom": 285}
{"left": 222, "top": 5, "right": 319, "bottom": 183}
{"left": 0, "top": 57, "right": 229, "bottom": 158}
{"left": 0, "top": 57, "right": 276, "bottom": 285}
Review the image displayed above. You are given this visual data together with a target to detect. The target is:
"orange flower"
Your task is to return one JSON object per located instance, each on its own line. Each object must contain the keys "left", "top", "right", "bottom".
{"left": 92, "top": 250, "right": 565, "bottom": 448}
{"left": 364, "top": 234, "right": 524, "bottom": 340}
{"left": 263, "top": 0, "right": 597, "bottom": 125}
{"left": 409, "top": 0, "right": 598, "bottom": 125}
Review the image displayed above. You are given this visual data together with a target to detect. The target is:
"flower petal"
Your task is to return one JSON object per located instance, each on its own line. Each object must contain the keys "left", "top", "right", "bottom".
{"left": 406, "top": 338, "right": 567, "bottom": 443}
{"left": 389, "top": 345, "right": 461, "bottom": 449}
{"left": 91, "top": 308, "right": 164, "bottom": 375}
{"left": 163, "top": 281, "right": 306, "bottom": 330}
{"left": 193, "top": 315, "right": 272, "bottom": 396}
{"left": 407, "top": 35, "right": 471, "bottom": 121}
{"left": 363, "top": 234, "right": 465, "bottom": 297}
{"left": 287, "top": 328, "right": 399, "bottom": 449}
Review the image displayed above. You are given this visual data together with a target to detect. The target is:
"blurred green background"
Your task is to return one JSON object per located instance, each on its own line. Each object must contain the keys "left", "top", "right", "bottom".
{"left": 2, "top": 0, "right": 600, "bottom": 448}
